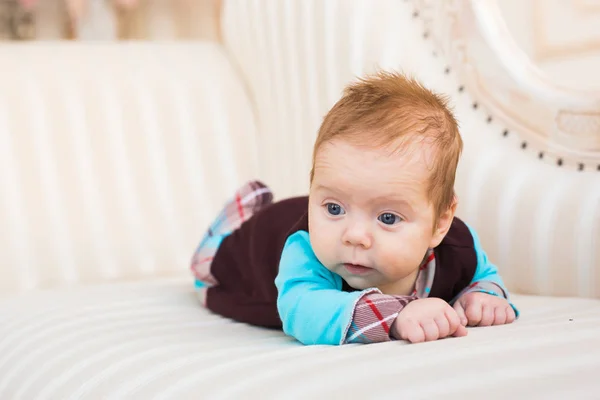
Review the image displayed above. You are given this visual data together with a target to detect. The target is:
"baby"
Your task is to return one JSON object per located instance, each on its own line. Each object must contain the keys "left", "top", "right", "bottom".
{"left": 191, "top": 71, "right": 518, "bottom": 345}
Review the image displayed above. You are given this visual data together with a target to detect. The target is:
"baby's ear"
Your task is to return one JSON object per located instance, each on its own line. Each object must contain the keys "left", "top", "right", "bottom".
{"left": 429, "top": 196, "right": 457, "bottom": 248}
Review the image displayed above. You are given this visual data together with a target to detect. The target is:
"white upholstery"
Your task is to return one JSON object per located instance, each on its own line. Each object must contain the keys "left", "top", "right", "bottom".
{"left": 1, "top": 279, "right": 600, "bottom": 399}
{"left": 0, "top": 42, "right": 259, "bottom": 296}
{"left": 1, "top": 1, "right": 600, "bottom": 397}
{"left": 221, "top": 0, "right": 600, "bottom": 298}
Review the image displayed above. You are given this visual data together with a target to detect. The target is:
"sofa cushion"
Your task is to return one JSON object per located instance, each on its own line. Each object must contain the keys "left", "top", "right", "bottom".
{"left": 0, "top": 43, "right": 259, "bottom": 296}
{"left": 1, "top": 278, "right": 599, "bottom": 398}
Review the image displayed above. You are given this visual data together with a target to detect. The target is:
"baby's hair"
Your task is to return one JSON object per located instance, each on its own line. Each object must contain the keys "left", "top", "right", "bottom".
{"left": 310, "top": 70, "right": 463, "bottom": 220}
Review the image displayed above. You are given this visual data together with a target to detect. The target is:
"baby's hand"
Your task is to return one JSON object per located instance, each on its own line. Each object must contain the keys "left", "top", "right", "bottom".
{"left": 391, "top": 298, "right": 468, "bottom": 343}
{"left": 453, "top": 291, "right": 516, "bottom": 327}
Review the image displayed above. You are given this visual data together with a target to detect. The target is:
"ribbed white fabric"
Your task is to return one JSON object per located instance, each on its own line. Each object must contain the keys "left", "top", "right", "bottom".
{"left": 221, "top": 0, "right": 600, "bottom": 298}
{"left": 0, "top": 278, "right": 599, "bottom": 399}
{"left": 0, "top": 43, "right": 259, "bottom": 295}
{"left": 0, "top": 7, "right": 598, "bottom": 399}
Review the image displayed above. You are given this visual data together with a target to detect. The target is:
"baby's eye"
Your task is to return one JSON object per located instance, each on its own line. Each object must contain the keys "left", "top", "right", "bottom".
{"left": 378, "top": 212, "right": 401, "bottom": 225}
{"left": 326, "top": 203, "right": 345, "bottom": 216}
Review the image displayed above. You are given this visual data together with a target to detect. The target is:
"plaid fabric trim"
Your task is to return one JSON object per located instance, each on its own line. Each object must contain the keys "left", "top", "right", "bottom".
{"left": 191, "top": 180, "right": 273, "bottom": 287}
{"left": 345, "top": 293, "right": 417, "bottom": 344}
{"left": 452, "top": 280, "right": 519, "bottom": 317}
{"left": 344, "top": 250, "right": 436, "bottom": 344}
{"left": 456, "top": 280, "right": 507, "bottom": 299}
{"left": 413, "top": 248, "right": 435, "bottom": 298}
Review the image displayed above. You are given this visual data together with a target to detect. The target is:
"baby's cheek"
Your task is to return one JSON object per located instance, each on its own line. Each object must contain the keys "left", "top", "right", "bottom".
{"left": 377, "top": 242, "right": 418, "bottom": 278}
{"left": 379, "top": 250, "right": 407, "bottom": 275}
{"left": 310, "top": 227, "right": 335, "bottom": 265}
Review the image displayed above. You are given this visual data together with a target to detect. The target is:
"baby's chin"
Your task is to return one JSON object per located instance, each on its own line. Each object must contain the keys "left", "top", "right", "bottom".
{"left": 343, "top": 275, "right": 380, "bottom": 291}
{"left": 333, "top": 268, "right": 381, "bottom": 290}
{"left": 319, "top": 259, "right": 382, "bottom": 290}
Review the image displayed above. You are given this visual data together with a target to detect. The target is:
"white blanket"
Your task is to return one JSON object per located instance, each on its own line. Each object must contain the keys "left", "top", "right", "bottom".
{"left": 1, "top": 278, "right": 599, "bottom": 399}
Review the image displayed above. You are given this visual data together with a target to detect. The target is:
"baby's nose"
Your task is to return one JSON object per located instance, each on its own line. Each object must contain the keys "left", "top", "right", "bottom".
{"left": 342, "top": 223, "right": 372, "bottom": 249}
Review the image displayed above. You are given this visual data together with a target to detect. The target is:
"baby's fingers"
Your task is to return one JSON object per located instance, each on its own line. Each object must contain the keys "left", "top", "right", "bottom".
{"left": 452, "top": 302, "right": 468, "bottom": 326}
{"left": 453, "top": 324, "right": 468, "bottom": 337}
{"left": 493, "top": 306, "right": 507, "bottom": 325}
{"left": 445, "top": 308, "right": 468, "bottom": 337}
{"left": 434, "top": 314, "right": 450, "bottom": 338}
{"left": 399, "top": 319, "right": 425, "bottom": 343}
{"left": 479, "top": 304, "right": 495, "bottom": 326}
{"left": 420, "top": 320, "right": 440, "bottom": 342}
{"left": 465, "top": 302, "right": 483, "bottom": 326}
{"left": 506, "top": 306, "right": 516, "bottom": 323}
{"left": 494, "top": 305, "right": 516, "bottom": 325}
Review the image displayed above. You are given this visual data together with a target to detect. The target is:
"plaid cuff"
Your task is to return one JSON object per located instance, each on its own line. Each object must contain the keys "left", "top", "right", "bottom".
{"left": 191, "top": 180, "right": 273, "bottom": 286}
{"left": 455, "top": 280, "right": 520, "bottom": 318}
{"left": 458, "top": 280, "right": 507, "bottom": 299}
{"left": 345, "top": 293, "right": 417, "bottom": 344}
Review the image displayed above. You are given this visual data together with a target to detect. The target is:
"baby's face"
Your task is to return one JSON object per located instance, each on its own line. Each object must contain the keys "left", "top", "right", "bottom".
{"left": 308, "top": 138, "right": 441, "bottom": 295}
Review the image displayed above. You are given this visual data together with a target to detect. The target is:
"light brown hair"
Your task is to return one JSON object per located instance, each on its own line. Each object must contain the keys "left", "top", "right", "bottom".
{"left": 310, "top": 71, "right": 463, "bottom": 220}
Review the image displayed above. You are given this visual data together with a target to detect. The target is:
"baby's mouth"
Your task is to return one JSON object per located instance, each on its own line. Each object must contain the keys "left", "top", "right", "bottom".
{"left": 343, "top": 263, "right": 374, "bottom": 275}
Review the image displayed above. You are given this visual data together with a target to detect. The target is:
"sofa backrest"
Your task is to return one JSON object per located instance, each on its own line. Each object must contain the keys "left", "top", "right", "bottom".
{"left": 0, "top": 42, "right": 259, "bottom": 295}
{"left": 221, "top": 0, "right": 600, "bottom": 298}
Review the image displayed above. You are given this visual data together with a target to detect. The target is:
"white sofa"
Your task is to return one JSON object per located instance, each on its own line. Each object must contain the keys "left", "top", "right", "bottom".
{"left": 1, "top": 1, "right": 599, "bottom": 398}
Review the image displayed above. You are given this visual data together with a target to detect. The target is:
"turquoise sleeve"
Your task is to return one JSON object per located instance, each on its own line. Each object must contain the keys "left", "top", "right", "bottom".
{"left": 466, "top": 223, "right": 520, "bottom": 317}
{"left": 467, "top": 224, "right": 508, "bottom": 291}
{"left": 274, "top": 231, "right": 368, "bottom": 345}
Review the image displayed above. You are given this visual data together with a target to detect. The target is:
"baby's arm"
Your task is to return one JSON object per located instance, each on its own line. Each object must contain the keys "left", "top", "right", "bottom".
{"left": 276, "top": 231, "right": 465, "bottom": 345}
{"left": 275, "top": 231, "right": 378, "bottom": 345}
{"left": 344, "top": 292, "right": 415, "bottom": 343}
{"left": 347, "top": 294, "right": 467, "bottom": 344}
{"left": 452, "top": 224, "right": 519, "bottom": 326}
